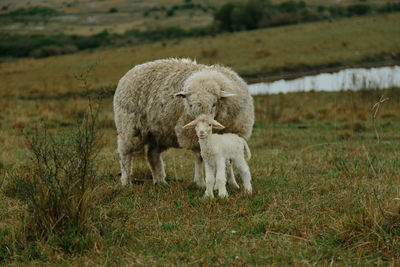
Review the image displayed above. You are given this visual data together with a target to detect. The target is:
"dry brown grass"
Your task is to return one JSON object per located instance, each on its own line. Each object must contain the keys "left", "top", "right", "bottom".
{"left": 1, "top": 86, "right": 400, "bottom": 264}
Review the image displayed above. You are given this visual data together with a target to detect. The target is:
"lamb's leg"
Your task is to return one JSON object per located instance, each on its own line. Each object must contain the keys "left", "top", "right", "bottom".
{"left": 216, "top": 158, "right": 228, "bottom": 198}
{"left": 193, "top": 151, "right": 205, "bottom": 188}
{"left": 117, "top": 135, "right": 133, "bottom": 186}
{"left": 226, "top": 159, "right": 240, "bottom": 189}
{"left": 204, "top": 162, "right": 215, "bottom": 198}
{"left": 145, "top": 145, "right": 167, "bottom": 185}
{"left": 234, "top": 158, "right": 252, "bottom": 194}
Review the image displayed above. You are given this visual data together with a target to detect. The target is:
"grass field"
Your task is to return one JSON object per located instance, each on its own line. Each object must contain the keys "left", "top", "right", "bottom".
{"left": 1, "top": 11, "right": 400, "bottom": 265}
{"left": 1, "top": 83, "right": 400, "bottom": 265}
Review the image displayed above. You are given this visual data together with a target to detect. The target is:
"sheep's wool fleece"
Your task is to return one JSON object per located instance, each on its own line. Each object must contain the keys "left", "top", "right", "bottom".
{"left": 113, "top": 58, "right": 254, "bottom": 152}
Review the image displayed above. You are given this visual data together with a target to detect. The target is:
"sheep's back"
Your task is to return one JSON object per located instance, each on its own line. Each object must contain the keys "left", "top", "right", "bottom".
{"left": 114, "top": 59, "right": 204, "bottom": 147}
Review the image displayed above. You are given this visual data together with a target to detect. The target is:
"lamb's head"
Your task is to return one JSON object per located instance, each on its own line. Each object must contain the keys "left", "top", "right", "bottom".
{"left": 182, "top": 115, "right": 225, "bottom": 139}
{"left": 174, "top": 70, "right": 236, "bottom": 118}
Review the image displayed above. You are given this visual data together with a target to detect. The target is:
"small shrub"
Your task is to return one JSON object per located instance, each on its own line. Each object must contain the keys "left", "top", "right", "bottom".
{"left": 108, "top": 7, "right": 118, "bottom": 13}
{"left": 3, "top": 71, "right": 104, "bottom": 252}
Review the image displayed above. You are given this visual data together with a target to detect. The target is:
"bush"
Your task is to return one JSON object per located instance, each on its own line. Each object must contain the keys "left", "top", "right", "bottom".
{"left": 378, "top": 3, "right": 400, "bottom": 13}
{"left": 347, "top": 4, "right": 372, "bottom": 16}
{"left": 277, "top": 0, "right": 306, "bottom": 12}
{"left": 3, "top": 78, "right": 103, "bottom": 252}
{"left": 108, "top": 7, "right": 118, "bottom": 13}
{"left": 214, "top": 2, "right": 235, "bottom": 31}
{"left": 2, "top": 6, "right": 59, "bottom": 17}
{"left": 29, "top": 45, "right": 78, "bottom": 58}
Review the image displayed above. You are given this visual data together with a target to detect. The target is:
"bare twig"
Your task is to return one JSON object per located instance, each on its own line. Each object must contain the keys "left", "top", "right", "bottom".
{"left": 371, "top": 95, "right": 389, "bottom": 144}
{"left": 367, "top": 94, "right": 389, "bottom": 218}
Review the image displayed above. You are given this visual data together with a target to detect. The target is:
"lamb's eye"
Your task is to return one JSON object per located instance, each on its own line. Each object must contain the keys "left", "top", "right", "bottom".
{"left": 209, "top": 124, "right": 211, "bottom": 126}
{"left": 189, "top": 104, "right": 193, "bottom": 108}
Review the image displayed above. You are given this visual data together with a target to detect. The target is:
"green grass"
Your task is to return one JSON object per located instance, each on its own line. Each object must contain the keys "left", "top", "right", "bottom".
{"left": 1, "top": 86, "right": 400, "bottom": 265}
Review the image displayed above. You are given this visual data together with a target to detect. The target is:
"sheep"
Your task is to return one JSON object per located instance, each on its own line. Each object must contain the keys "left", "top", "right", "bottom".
{"left": 113, "top": 58, "right": 254, "bottom": 186}
{"left": 183, "top": 114, "right": 252, "bottom": 198}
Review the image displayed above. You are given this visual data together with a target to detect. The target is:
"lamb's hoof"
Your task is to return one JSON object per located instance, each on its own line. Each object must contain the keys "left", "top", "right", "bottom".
{"left": 120, "top": 176, "right": 131, "bottom": 186}
{"left": 244, "top": 186, "right": 252, "bottom": 194}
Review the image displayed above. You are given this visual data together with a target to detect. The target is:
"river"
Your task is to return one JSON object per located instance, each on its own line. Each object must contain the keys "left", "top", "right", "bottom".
{"left": 248, "top": 65, "right": 400, "bottom": 95}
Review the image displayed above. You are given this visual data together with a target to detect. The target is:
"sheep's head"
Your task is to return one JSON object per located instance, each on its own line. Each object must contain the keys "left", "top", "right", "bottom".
{"left": 182, "top": 115, "right": 225, "bottom": 139}
{"left": 174, "top": 70, "right": 236, "bottom": 118}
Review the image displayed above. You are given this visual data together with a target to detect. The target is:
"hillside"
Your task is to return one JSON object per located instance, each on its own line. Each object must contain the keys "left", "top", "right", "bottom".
{"left": 1, "top": 12, "right": 399, "bottom": 98}
{"left": 0, "top": 0, "right": 397, "bottom": 35}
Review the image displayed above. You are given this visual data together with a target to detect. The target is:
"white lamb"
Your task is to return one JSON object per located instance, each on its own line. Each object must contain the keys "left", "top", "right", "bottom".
{"left": 183, "top": 115, "right": 252, "bottom": 198}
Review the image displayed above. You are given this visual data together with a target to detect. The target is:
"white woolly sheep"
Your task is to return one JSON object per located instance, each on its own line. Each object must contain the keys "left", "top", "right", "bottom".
{"left": 113, "top": 58, "right": 254, "bottom": 186}
{"left": 183, "top": 115, "right": 252, "bottom": 198}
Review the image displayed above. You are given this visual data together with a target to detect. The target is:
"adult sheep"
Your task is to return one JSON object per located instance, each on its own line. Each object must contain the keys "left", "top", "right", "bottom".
{"left": 113, "top": 58, "right": 254, "bottom": 186}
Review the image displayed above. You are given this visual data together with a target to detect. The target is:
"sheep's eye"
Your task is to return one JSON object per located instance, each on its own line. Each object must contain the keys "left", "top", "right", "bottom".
{"left": 209, "top": 124, "right": 211, "bottom": 127}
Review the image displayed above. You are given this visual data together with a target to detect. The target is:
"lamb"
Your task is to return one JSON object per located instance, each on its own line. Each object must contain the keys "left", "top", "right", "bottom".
{"left": 113, "top": 58, "right": 254, "bottom": 186}
{"left": 183, "top": 115, "right": 252, "bottom": 198}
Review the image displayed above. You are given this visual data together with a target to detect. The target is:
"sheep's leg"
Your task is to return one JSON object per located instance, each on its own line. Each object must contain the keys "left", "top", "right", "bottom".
{"left": 226, "top": 159, "right": 240, "bottom": 189}
{"left": 204, "top": 162, "right": 215, "bottom": 198}
{"left": 193, "top": 151, "right": 205, "bottom": 188}
{"left": 117, "top": 135, "right": 133, "bottom": 186}
{"left": 145, "top": 145, "right": 167, "bottom": 185}
{"left": 216, "top": 159, "right": 228, "bottom": 198}
{"left": 234, "top": 158, "right": 252, "bottom": 194}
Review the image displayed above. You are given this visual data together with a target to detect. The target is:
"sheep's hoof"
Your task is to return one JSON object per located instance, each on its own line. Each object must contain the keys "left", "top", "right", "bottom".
{"left": 195, "top": 181, "right": 206, "bottom": 189}
{"left": 203, "top": 192, "right": 214, "bottom": 199}
{"left": 229, "top": 181, "right": 240, "bottom": 189}
{"left": 218, "top": 191, "right": 229, "bottom": 198}
{"left": 154, "top": 179, "right": 168, "bottom": 185}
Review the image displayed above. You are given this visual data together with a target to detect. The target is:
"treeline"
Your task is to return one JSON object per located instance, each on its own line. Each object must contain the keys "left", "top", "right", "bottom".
{"left": 214, "top": 0, "right": 400, "bottom": 31}
{"left": 0, "top": 26, "right": 217, "bottom": 58}
{"left": 1, "top": 1, "right": 400, "bottom": 58}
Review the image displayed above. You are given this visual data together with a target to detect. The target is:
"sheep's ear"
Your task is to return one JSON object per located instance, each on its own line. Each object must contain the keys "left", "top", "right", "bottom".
{"left": 220, "top": 91, "right": 236, "bottom": 98}
{"left": 212, "top": 120, "right": 225, "bottom": 129}
{"left": 174, "top": 91, "right": 188, "bottom": 98}
{"left": 183, "top": 119, "right": 197, "bottom": 129}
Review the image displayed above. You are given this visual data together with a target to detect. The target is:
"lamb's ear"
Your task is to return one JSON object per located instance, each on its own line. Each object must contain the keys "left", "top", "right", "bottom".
{"left": 183, "top": 119, "right": 197, "bottom": 129}
{"left": 174, "top": 91, "right": 188, "bottom": 98}
{"left": 220, "top": 91, "right": 236, "bottom": 98}
{"left": 211, "top": 119, "right": 225, "bottom": 129}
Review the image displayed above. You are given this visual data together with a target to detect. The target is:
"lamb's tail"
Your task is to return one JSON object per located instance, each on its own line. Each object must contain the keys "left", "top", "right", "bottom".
{"left": 242, "top": 138, "right": 251, "bottom": 161}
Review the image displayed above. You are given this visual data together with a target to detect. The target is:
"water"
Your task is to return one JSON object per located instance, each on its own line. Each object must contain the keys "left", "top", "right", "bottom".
{"left": 249, "top": 65, "right": 400, "bottom": 95}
